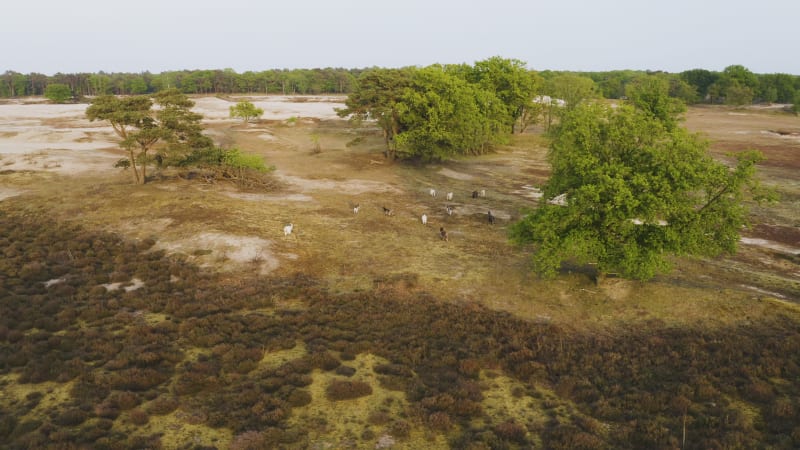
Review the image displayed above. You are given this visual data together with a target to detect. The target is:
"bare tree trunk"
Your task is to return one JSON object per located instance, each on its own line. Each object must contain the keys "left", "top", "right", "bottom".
{"left": 129, "top": 149, "right": 141, "bottom": 184}
{"left": 682, "top": 413, "right": 687, "bottom": 449}
{"left": 141, "top": 150, "right": 147, "bottom": 184}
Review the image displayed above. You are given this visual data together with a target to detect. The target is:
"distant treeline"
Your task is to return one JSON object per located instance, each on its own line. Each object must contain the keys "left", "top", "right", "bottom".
{"left": 2, "top": 64, "right": 799, "bottom": 105}
{"left": 0, "top": 68, "right": 363, "bottom": 98}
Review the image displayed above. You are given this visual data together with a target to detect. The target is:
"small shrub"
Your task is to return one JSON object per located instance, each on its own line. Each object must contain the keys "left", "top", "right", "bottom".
{"left": 146, "top": 396, "right": 180, "bottom": 416}
{"left": 54, "top": 408, "right": 88, "bottom": 426}
{"left": 390, "top": 420, "right": 411, "bottom": 439}
{"left": 494, "top": 420, "right": 527, "bottom": 443}
{"left": 325, "top": 379, "right": 373, "bottom": 401}
{"left": 128, "top": 408, "right": 149, "bottom": 426}
{"left": 335, "top": 365, "right": 356, "bottom": 377}
{"left": 286, "top": 389, "right": 312, "bottom": 407}
{"left": 428, "top": 411, "right": 452, "bottom": 431}
{"left": 368, "top": 410, "right": 391, "bottom": 426}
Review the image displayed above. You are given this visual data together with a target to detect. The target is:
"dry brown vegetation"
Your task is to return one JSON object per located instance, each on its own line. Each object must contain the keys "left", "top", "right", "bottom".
{"left": 0, "top": 97, "right": 798, "bottom": 449}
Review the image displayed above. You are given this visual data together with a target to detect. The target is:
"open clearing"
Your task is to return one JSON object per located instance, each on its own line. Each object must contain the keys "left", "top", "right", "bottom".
{"left": 1, "top": 96, "right": 799, "bottom": 448}
{"left": 2, "top": 96, "right": 797, "bottom": 311}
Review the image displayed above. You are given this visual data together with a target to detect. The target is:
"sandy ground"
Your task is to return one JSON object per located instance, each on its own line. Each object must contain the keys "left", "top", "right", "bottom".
{"left": 0, "top": 95, "right": 346, "bottom": 175}
{"left": 1, "top": 97, "right": 797, "bottom": 294}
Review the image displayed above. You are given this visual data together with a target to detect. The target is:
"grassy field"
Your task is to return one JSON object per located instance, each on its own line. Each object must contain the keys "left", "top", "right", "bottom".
{"left": 0, "top": 99, "right": 799, "bottom": 448}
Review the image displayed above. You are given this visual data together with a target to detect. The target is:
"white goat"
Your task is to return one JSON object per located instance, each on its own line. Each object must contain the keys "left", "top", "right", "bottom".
{"left": 283, "top": 223, "right": 294, "bottom": 236}
{"left": 429, "top": 188, "right": 437, "bottom": 197}
{"left": 446, "top": 205, "right": 454, "bottom": 216}
{"left": 353, "top": 204, "right": 360, "bottom": 214}
{"left": 446, "top": 192, "right": 453, "bottom": 201}
{"left": 421, "top": 213, "right": 428, "bottom": 225}
{"left": 480, "top": 189, "right": 486, "bottom": 197}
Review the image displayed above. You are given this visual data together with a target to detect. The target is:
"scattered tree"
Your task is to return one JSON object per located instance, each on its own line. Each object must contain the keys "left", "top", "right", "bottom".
{"left": 394, "top": 66, "right": 508, "bottom": 161}
{"left": 229, "top": 100, "right": 264, "bottom": 123}
{"left": 625, "top": 75, "right": 686, "bottom": 130}
{"left": 336, "top": 68, "right": 414, "bottom": 158}
{"left": 511, "top": 102, "right": 767, "bottom": 281}
{"left": 44, "top": 83, "right": 73, "bottom": 103}
{"left": 86, "top": 89, "right": 210, "bottom": 184}
{"left": 461, "top": 56, "right": 542, "bottom": 133}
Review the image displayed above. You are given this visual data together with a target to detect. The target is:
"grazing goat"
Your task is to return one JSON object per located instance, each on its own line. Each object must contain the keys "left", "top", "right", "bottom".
{"left": 353, "top": 204, "right": 360, "bottom": 214}
{"left": 446, "top": 192, "right": 453, "bottom": 201}
{"left": 446, "top": 205, "right": 454, "bottom": 216}
{"left": 382, "top": 206, "right": 394, "bottom": 216}
{"left": 440, "top": 227, "right": 448, "bottom": 241}
{"left": 429, "top": 188, "right": 437, "bottom": 197}
{"left": 487, "top": 211, "right": 495, "bottom": 225}
{"left": 480, "top": 189, "right": 486, "bottom": 197}
{"left": 421, "top": 213, "right": 428, "bottom": 225}
{"left": 472, "top": 190, "right": 479, "bottom": 199}
{"left": 283, "top": 223, "right": 294, "bottom": 236}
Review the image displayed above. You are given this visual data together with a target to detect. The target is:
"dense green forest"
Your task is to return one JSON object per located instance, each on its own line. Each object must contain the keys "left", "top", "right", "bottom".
{"left": 2, "top": 64, "right": 800, "bottom": 106}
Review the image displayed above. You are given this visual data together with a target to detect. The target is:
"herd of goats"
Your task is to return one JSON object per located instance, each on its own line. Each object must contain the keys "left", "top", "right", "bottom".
{"left": 282, "top": 187, "right": 495, "bottom": 243}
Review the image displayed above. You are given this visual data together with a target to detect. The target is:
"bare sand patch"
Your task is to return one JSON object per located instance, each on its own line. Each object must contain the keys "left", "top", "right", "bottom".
{"left": 437, "top": 167, "right": 475, "bottom": 180}
{"left": 223, "top": 191, "right": 314, "bottom": 202}
{"left": 157, "top": 232, "right": 280, "bottom": 274}
{"left": 277, "top": 173, "right": 401, "bottom": 195}
{"left": 510, "top": 184, "right": 543, "bottom": 199}
{"left": 740, "top": 237, "right": 800, "bottom": 255}
{"left": 192, "top": 95, "right": 345, "bottom": 121}
{"left": 0, "top": 187, "right": 24, "bottom": 201}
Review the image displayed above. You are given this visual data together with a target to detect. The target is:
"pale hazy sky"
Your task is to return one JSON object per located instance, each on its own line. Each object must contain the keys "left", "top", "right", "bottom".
{"left": 3, "top": 0, "right": 798, "bottom": 75}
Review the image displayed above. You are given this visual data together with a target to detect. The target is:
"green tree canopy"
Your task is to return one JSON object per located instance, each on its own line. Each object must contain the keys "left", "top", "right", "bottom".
{"left": 625, "top": 75, "right": 687, "bottom": 130}
{"left": 44, "top": 83, "right": 73, "bottom": 103}
{"left": 544, "top": 73, "right": 597, "bottom": 111}
{"left": 335, "top": 67, "right": 414, "bottom": 157}
{"left": 393, "top": 66, "right": 508, "bottom": 160}
{"left": 229, "top": 100, "right": 264, "bottom": 123}
{"left": 460, "top": 56, "right": 542, "bottom": 133}
{"left": 511, "top": 102, "right": 766, "bottom": 280}
{"left": 86, "top": 89, "right": 211, "bottom": 184}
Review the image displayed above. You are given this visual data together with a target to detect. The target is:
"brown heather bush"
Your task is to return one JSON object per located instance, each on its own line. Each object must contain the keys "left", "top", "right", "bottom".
{"left": 128, "top": 408, "right": 149, "bottom": 426}
{"left": 326, "top": 379, "right": 373, "bottom": 401}
{"left": 286, "top": 389, "right": 312, "bottom": 407}
{"left": 427, "top": 411, "right": 452, "bottom": 431}
{"left": 389, "top": 419, "right": 411, "bottom": 439}
{"left": 146, "top": 395, "right": 180, "bottom": 416}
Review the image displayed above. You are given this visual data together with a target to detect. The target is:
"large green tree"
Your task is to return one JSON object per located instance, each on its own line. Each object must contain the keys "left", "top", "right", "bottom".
{"left": 511, "top": 102, "right": 766, "bottom": 280}
{"left": 86, "top": 89, "right": 210, "bottom": 184}
{"left": 44, "top": 83, "right": 73, "bottom": 103}
{"left": 335, "top": 68, "right": 414, "bottom": 158}
{"left": 462, "top": 56, "right": 542, "bottom": 133}
{"left": 625, "top": 75, "right": 687, "bottom": 130}
{"left": 393, "top": 66, "right": 508, "bottom": 160}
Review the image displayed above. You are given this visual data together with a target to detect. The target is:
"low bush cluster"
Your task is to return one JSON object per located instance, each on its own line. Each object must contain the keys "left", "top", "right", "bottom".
{"left": 1, "top": 209, "right": 800, "bottom": 448}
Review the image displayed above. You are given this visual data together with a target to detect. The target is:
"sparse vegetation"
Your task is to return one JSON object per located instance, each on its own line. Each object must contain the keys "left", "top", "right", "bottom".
{"left": 0, "top": 92, "right": 797, "bottom": 449}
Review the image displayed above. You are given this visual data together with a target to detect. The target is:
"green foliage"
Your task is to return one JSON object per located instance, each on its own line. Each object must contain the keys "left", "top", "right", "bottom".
{"left": 460, "top": 56, "right": 542, "bottom": 133}
{"left": 339, "top": 61, "right": 531, "bottom": 161}
{"left": 544, "top": 74, "right": 597, "bottom": 111}
{"left": 511, "top": 102, "right": 765, "bottom": 280}
{"left": 394, "top": 66, "right": 508, "bottom": 161}
{"left": 221, "top": 148, "right": 270, "bottom": 172}
{"left": 336, "top": 68, "right": 414, "bottom": 155}
{"left": 680, "top": 69, "right": 719, "bottom": 101}
{"left": 625, "top": 75, "right": 687, "bottom": 130}
{"left": 44, "top": 83, "right": 73, "bottom": 103}
{"left": 86, "top": 90, "right": 211, "bottom": 184}
{"left": 794, "top": 92, "right": 800, "bottom": 115}
{"left": 725, "top": 81, "right": 755, "bottom": 106}
{"left": 229, "top": 100, "right": 264, "bottom": 123}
